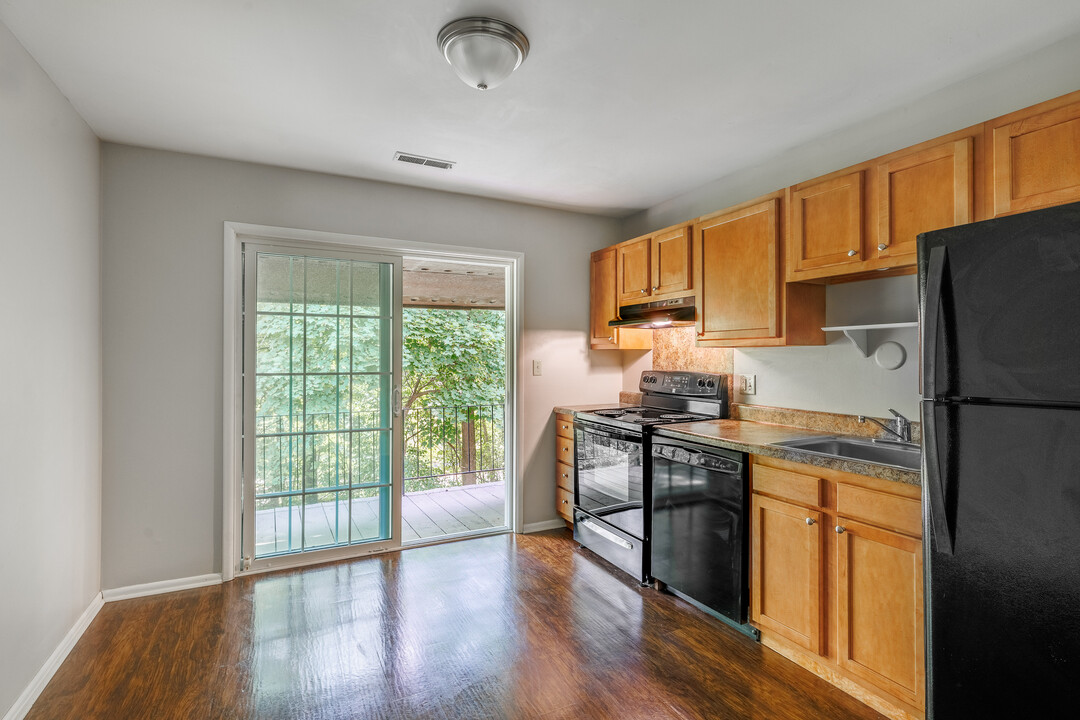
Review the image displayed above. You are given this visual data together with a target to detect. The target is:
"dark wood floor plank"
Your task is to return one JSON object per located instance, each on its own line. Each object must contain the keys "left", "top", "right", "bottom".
{"left": 27, "top": 531, "right": 884, "bottom": 720}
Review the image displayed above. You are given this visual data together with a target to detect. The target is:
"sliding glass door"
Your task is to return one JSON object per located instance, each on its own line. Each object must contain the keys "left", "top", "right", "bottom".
{"left": 242, "top": 244, "right": 402, "bottom": 568}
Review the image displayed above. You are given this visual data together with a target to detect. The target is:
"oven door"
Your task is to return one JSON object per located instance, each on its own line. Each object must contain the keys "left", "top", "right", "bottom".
{"left": 573, "top": 420, "right": 644, "bottom": 539}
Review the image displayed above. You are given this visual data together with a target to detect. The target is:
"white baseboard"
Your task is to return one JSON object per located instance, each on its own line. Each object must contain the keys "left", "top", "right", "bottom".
{"left": 523, "top": 519, "right": 569, "bottom": 533}
{"left": 4, "top": 592, "right": 104, "bottom": 720}
{"left": 102, "top": 573, "right": 222, "bottom": 602}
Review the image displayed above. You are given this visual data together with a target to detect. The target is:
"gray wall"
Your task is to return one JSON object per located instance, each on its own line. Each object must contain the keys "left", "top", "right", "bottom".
{"left": 101, "top": 145, "right": 623, "bottom": 589}
{"left": 620, "top": 31, "right": 1080, "bottom": 417}
{"left": 0, "top": 22, "right": 101, "bottom": 717}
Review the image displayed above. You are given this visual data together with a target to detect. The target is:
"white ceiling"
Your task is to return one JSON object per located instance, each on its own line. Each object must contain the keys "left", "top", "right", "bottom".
{"left": 4, "top": 1, "right": 1080, "bottom": 217}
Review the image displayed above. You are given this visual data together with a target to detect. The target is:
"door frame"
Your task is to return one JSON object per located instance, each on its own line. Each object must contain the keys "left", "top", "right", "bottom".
{"left": 223, "top": 221, "right": 524, "bottom": 580}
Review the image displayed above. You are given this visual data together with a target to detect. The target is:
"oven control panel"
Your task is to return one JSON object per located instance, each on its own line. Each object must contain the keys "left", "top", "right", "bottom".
{"left": 639, "top": 371, "right": 726, "bottom": 399}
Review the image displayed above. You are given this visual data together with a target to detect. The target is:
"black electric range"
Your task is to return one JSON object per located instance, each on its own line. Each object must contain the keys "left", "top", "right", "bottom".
{"left": 572, "top": 371, "right": 728, "bottom": 584}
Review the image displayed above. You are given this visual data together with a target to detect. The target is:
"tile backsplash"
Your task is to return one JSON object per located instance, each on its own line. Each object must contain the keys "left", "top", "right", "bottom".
{"left": 651, "top": 326, "right": 733, "bottom": 374}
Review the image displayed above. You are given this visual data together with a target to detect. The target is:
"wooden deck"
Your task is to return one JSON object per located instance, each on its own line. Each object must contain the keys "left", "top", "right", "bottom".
{"left": 255, "top": 481, "right": 505, "bottom": 555}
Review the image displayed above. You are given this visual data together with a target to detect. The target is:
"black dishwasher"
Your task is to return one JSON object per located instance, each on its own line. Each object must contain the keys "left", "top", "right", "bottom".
{"left": 651, "top": 435, "right": 758, "bottom": 639}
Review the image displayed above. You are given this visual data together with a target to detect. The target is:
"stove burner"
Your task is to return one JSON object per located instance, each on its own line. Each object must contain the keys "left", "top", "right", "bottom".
{"left": 593, "top": 407, "right": 645, "bottom": 417}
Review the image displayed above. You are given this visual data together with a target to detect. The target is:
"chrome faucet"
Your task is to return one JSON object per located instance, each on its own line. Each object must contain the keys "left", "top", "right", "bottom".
{"left": 858, "top": 409, "right": 913, "bottom": 444}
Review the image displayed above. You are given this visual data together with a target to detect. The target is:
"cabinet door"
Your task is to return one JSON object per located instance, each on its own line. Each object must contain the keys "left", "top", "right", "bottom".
{"left": 835, "top": 517, "right": 925, "bottom": 710}
{"left": 616, "top": 237, "right": 651, "bottom": 304}
{"left": 751, "top": 493, "right": 823, "bottom": 653}
{"left": 651, "top": 225, "right": 692, "bottom": 298}
{"left": 789, "top": 170, "right": 865, "bottom": 278}
{"left": 876, "top": 137, "right": 973, "bottom": 265}
{"left": 988, "top": 95, "right": 1080, "bottom": 217}
{"left": 696, "top": 198, "right": 779, "bottom": 341}
{"left": 590, "top": 248, "right": 619, "bottom": 348}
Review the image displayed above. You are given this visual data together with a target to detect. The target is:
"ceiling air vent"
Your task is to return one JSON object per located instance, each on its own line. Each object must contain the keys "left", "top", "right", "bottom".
{"left": 394, "top": 152, "right": 455, "bottom": 170}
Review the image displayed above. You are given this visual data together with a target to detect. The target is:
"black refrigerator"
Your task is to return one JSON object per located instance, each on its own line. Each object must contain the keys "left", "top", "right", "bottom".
{"left": 918, "top": 201, "right": 1080, "bottom": 718}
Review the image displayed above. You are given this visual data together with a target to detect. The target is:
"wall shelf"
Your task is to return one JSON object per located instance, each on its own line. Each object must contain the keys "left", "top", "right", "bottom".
{"left": 821, "top": 322, "right": 918, "bottom": 358}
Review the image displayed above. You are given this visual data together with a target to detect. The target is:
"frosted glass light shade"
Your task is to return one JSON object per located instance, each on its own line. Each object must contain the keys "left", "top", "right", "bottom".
{"left": 438, "top": 17, "right": 529, "bottom": 91}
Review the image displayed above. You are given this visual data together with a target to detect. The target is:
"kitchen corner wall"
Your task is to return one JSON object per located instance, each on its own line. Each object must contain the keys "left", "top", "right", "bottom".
{"left": 619, "top": 31, "right": 1080, "bottom": 420}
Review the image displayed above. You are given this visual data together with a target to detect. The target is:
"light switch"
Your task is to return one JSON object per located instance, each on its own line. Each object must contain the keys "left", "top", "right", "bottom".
{"left": 532, "top": 360, "right": 542, "bottom": 376}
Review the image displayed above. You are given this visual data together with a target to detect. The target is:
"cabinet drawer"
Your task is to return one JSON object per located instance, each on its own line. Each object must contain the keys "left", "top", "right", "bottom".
{"left": 556, "top": 461, "right": 574, "bottom": 492}
{"left": 556, "top": 413, "right": 574, "bottom": 440}
{"left": 556, "top": 486, "right": 574, "bottom": 521}
{"left": 556, "top": 437, "right": 574, "bottom": 467}
{"left": 836, "top": 483, "right": 921, "bottom": 537}
{"left": 752, "top": 463, "right": 822, "bottom": 507}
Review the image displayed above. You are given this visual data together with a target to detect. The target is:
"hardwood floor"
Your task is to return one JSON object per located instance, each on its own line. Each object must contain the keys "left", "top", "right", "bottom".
{"left": 28, "top": 530, "right": 884, "bottom": 719}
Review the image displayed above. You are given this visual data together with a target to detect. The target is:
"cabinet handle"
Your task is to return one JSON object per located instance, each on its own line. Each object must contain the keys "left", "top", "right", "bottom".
{"left": 877, "top": 243, "right": 888, "bottom": 251}
{"left": 847, "top": 250, "right": 857, "bottom": 257}
{"left": 835, "top": 525, "right": 846, "bottom": 534}
{"left": 805, "top": 517, "right": 815, "bottom": 526}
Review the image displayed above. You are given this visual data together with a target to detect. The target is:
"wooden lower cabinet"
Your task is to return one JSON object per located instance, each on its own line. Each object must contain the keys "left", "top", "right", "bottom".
{"left": 750, "top": 493, "right": 823, "bottom": 653}
{"left": 750, "top": 455, "right": 924, "bottom": 720}
{"left": 555, "top": 413, "right": 575, "bottom": 524}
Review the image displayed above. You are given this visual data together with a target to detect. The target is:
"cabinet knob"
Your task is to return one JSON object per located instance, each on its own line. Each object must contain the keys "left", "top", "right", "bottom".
{"left": 563, "top": 446, "right": 569, "bottom": 452}
{"left": 847, "top": 250, "right": 857, "bottom": 257}
{"left": 561, "top": 424, "right": 569, "bottom": 430}
{"left": 561, "top": 499, "right": 569, "bottom": 504}
{"left": 877, "top": 243, "right": 888, "bottom": 251}
{"left": 652, "top": 286, "right": 659, "bottom": 291}
{"left": 608, "top": 336, "right": 614, "bottom": 342}
{"left": 835, "top": 525, "right": 846, "bottom": 534}
{"left": 698, "top": 331, "right": 705, "bottom": 337}
{"left": 561, "top": 472, "right": 569, "bottom": 478}
{"left": 805, "top": 517, "right": 815, "bottom": 526}
{"left": 640, "top": 288, "right": 647, "bottom": 295}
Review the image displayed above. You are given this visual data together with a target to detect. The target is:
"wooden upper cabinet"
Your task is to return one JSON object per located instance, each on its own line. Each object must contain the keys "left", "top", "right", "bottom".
{"left": 616, "top": 223, "right": 692, "bottom": 306}
{"left": 616, "top": 237, "right": 651, "bottom": 304}
{"left": 751, "top": 492, "right": 824, "bottom": 654}
{"left": 695, "top": 196, "right": 780, "bottom": 342}
{"left": 986, "top": 90, "right": 1080, "bottom": 217}
{"left": 873, "top": 133, "right": 975, "bottom": 268}
{"left": 835, "top": 517, "right": 925, "bottom": 710}
{"left": 590, "top": 247, "right": 651, "bottom": 351}
{"left": 788, "top": 170, "right": 867, "bottom": 281}
{"left": 651, "top": 224, "right": 692, "bottom": 298}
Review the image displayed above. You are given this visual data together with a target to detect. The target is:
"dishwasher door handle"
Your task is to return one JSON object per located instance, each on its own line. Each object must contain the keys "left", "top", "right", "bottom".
{"left": 580, "top": 519, "right": 634, "bottom": 550}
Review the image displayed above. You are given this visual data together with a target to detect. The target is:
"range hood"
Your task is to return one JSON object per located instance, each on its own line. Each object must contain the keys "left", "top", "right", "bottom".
{"left": 608, "top": 296, "right": 696, "bottom": 329}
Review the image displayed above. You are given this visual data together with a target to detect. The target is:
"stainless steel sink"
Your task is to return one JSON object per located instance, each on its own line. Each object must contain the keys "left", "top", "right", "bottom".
{"left": 772, "top": 435, "right": 921, "bottom": 471}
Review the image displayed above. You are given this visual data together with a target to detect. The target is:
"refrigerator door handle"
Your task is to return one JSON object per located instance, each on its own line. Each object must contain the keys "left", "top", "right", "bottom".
{"left": 922, "top": 245, "right": 947, "bottom": 399}
{"left": 922, "top": 402, "right": 953, "bottom": 555}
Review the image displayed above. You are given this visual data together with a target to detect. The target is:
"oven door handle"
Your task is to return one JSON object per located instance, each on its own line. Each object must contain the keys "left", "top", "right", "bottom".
{"left": 575, "top": 421, "right": 641, "bottom": 444}
{"left": 580, "top": 519, "right": 634, "bottom": 550}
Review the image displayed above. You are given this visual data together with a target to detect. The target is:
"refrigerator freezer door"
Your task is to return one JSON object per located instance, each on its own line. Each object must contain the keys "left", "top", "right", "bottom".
{"left": 918, "top": 201, "right": 1080, "bottom": 403}
{"left": 925, "top": 401, "right": 1080, "bottom": 717}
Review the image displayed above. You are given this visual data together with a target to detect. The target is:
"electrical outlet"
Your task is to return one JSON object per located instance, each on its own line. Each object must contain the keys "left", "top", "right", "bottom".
{"left": 532, "top": 360, "right": 542, "bottom": 376}
{"left": 739, "top": 374, "right": 757, "bottom": 395}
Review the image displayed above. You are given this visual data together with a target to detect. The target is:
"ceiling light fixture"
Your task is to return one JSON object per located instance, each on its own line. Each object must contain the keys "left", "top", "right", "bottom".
{"left": 437, "top": 17, "right": 529, "bottom": 91}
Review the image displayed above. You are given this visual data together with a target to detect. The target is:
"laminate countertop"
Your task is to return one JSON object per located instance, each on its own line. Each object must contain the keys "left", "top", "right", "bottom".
{"left": 553, "top": 405, "right": 920, "bottom": 487}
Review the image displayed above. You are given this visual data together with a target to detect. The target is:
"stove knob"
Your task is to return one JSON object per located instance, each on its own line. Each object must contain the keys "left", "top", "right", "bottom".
{"left": 697, "top": 378, "right": 705, "bottom": 387}
{"left": 706, "top": 379, "right": 715, "bottom": 389}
